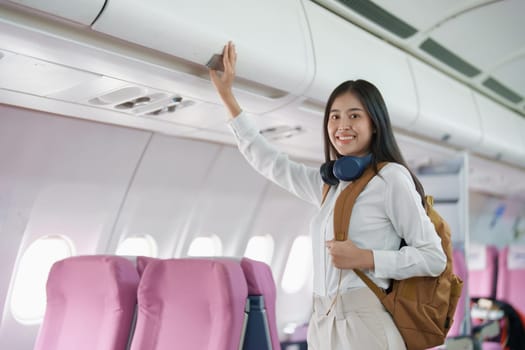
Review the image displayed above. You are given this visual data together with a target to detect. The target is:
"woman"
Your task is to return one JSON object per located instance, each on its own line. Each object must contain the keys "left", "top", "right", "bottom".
{"left": 210, "top": 41, "right": 446, "bottom": 350}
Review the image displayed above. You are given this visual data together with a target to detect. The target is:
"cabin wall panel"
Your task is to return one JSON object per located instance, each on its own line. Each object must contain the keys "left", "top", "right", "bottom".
{"left": 104, "top": 133, "right": 223, "bottom": 256}
{"left": 249, "top": 182, "right": 317, "bottom": 337}
{"left": 0, "top": 105, "right": 150, "bottom": 348}
{"left": 0, "top": 186, "right": 31, "bottom": 329}
{"left": 175, "top": 146, "right": 270, "bottom": 257}
{"left": 107, "top": 134, "right": 271, "bottom": 258}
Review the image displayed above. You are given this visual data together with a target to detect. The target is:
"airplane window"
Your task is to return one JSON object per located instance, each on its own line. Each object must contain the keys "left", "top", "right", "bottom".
{"left": 116, "top": 235, "right": 158, "bottom": 257}
{"left": 281, "top": 236, "right": 312, "bottom": 294}
{"left": 10, "top": 235, "right": 75, "bottom": 324}
{"left": 187, "top": 235, "right": 223, "bottom": 257}
{"left": 244, "top": 235, "right": 274, "bottom": 265}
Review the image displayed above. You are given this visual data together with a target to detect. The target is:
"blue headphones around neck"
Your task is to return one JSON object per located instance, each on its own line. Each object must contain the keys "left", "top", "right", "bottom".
{"left": 320, "top": 153, "right": 373, "bottom": 185}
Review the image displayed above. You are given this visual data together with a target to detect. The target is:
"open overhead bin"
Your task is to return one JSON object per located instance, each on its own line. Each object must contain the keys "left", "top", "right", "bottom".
{"left": 302, "top": 1, "right": 418, "bottom": 129}
{"left": 473, "top": 92, "right": 525, "bottom": 168}
{"left": 5, "top": 0, "right": 106, "bottom": 25}
{"left": 408, "top": 57, "right": 482, "bottom": 149}
{"left": 91, "top": 0, "right": 314, "bottom": 114}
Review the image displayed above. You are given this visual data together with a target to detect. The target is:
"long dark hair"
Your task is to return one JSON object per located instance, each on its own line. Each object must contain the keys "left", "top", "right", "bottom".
{"left": 322, "top": 80, "right": 426, "bottom": 206}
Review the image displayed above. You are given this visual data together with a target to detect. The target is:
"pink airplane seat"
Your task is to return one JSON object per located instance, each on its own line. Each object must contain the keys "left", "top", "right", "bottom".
{"left": 468, "top": 244, "right": 499, "bottom": 299}
{"left": 468, "top": 243, "right": 501, "bottom": 345}
{"left": 492, "top": 245, "right": 525, "bottom": 349}
{"left": 496, "top": 245, "right": 525, "bottom": 314}
{"left": 130, "top": 257, "right": 248, "bottom": 350}
{"left": 34, "top": 255, "right": 140, "bottom": 350}
{"left": 239, "top": 258, "right": 279, "bottom": 350}
{"left": 420, "top": 248, "right": 497, "bottom": 350}
{"left": 471, "top": 245, "right": 525, "bottom": 350}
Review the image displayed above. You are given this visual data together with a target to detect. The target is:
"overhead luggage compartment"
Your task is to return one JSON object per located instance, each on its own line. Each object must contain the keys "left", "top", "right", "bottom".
{"left": 408, "top": 57, "right": 482, "bottom": 148}
{"left": 91, "top": 0, "right": 314, "bottom": 114}
{"left": 473, "top": 92, "right": 525, "bottom": 167}
{"left": 301, "top": 1, "right": 418, "bottom": 129}
{"left": 5, "top": 0, "right": 106, "bottom": 25}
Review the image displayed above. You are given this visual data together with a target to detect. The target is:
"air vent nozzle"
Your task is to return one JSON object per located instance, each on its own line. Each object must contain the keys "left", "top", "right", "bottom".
{"left": 260, "top": 125, "right": 303, "bottom": 140}
{"left": 88, "top": 86, "right": 195, "bottom": 117}
{"left": 88, "top": 87, "right": 146, "bottom": 106}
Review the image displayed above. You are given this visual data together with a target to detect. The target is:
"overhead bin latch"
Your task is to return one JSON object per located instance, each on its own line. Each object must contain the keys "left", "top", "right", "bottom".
{"left": 206, "top": 54, "right": 224, "bottom": 72}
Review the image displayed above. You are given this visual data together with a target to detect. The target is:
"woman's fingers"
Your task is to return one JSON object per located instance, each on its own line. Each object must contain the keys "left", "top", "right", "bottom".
{"left": 223, "top": 42, "right": 229, "bottom": 69}
{"left": 223, "top": 41, "right": 236, "bottom": 76}
{"left": 209, "top": 42, "right": 238, "bottom": 96}
{"left": 229, "top": 42, "right": 236, "bottom": 66}
{"left": 208, "top": 42, "right": 242, "bottom": 118}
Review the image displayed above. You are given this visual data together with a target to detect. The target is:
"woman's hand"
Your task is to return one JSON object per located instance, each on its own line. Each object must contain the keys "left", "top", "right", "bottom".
{"left": 209, "top": 41, "right": 241, "bottom": 118}
{"left": 326, "top": 239, "right": 374, "bottom": 270}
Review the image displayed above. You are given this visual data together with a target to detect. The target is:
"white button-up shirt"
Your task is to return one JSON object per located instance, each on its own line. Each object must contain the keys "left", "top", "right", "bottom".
{"left": 229, "top": 112, "right": 446, "bottom": 297}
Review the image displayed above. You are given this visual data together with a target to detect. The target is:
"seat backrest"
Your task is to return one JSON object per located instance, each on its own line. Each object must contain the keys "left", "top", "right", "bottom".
{"left": 34, "top": 255, "right": 140, "bottom": 350}
{"left": 240, "top": 258, "right": 279, "bottom": 350}
{"left": 468, "top": 243, "right": 499, "bottom": 299}
{"left": 130, "top": 257, "right": 248, "bottom": 350}
{"left": 496, "top": 245, "right": 525, "bottom": 314}
{"left": 449, "top": 248, "right": 469, "bottom": 337}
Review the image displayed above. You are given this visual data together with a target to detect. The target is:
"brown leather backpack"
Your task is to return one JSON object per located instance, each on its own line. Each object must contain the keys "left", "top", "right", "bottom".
{"left": 323, "top": 163, "right": 464, "bottom": 350}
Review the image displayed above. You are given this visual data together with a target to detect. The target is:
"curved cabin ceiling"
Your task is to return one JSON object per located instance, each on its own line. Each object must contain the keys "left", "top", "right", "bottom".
{"left": 315, "top": 0, "right": 525, "bottom": 117}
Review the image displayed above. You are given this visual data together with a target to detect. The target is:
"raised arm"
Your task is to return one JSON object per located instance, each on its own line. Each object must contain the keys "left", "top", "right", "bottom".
{"left": 208, "top": 42, "right": 324, "bottom": 206}
{"left": 209, "top": 41, "right": 242, "bottom": 119}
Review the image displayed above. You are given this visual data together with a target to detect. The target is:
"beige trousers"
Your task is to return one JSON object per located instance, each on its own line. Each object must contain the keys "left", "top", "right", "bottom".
{"left": 307, "top": 287, "right": 406, "bottom": 350}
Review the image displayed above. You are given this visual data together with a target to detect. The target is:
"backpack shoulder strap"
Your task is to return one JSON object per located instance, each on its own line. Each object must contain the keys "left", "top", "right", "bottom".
{"left": 330, "top": 162, "right": 389, "bottom": 300}
{"left": 353, "top": 269, "right": 386, "bottom": 298}
{"left": 424, "top": 194, "right": 454, "bottom": 273}
{"left": 333, "top": 162, "right": 388, "bottom": 241}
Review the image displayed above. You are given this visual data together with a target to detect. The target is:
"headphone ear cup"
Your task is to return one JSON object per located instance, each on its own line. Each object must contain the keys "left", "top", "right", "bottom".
{"left": 320, "top": 161, "right": 339, "bottom": 186}
{"left": 333, "top": 154, "right": 372, "bottom": 181}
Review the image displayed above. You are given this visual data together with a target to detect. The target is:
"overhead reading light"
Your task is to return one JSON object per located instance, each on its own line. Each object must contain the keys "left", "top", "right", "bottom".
{"left": 260, "top": 125, "right": 303, "bottom": 140}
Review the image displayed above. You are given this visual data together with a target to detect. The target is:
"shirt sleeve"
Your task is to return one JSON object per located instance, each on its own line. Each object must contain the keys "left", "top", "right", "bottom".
{"left": 228, "top": 112, "right": 323, "bottom": 206}
{"left": 372, "top": 164, "right": 447, "bottom": 279}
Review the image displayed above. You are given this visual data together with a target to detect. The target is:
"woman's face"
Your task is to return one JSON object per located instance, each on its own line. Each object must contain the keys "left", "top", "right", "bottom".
{"left": 327, "top": 91, "right": 374, "bottom": 158}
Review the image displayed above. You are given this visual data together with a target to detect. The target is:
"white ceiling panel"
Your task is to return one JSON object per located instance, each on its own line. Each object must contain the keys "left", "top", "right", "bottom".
{"left": 491, "top": 56, "right": 525, "bottom": 97}
{"left": 429, "top": 0, "right": 525, "bottom": 70}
